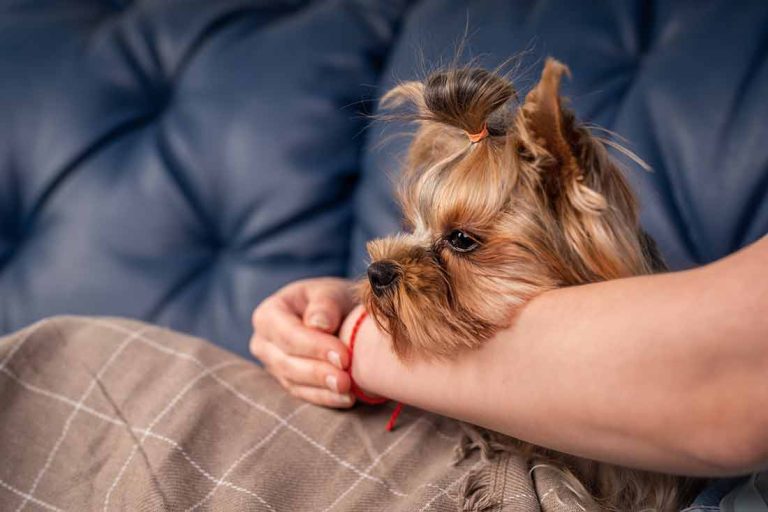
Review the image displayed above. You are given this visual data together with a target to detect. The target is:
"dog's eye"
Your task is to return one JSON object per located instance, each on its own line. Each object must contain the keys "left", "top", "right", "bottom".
{"left": 446, "top": 230, "right": 479, "bottom": 253}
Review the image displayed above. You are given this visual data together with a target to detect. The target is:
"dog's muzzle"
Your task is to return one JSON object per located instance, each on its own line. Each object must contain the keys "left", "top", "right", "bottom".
{"left": 367, "top": 260, "right": 399, "bottom": 294}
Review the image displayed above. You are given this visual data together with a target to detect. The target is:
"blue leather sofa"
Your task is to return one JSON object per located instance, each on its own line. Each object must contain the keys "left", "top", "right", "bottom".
{"left": 2, "top": 0, "right": 767, "bottom": 358}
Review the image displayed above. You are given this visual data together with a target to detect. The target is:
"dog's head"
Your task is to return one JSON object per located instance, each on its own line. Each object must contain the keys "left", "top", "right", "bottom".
{"left": 362, "top": 59, "right": 661, "bottom": 360}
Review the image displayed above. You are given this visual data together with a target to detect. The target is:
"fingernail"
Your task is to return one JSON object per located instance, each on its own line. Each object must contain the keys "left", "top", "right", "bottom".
{"left": 334, "top": 394, "right": 353, "bottom": 405}
{"left": 327, "top": 350, "right": 342, "bottom": 369}
{"left": 325, "top": 375, "right": 339, "bottom": 393}
{"left": 308, "top": 314, "right": 330, "bottom": 330}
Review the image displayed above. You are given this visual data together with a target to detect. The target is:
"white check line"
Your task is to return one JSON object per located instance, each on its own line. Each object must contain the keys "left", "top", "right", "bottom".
{"left": 102, "top": 359, "right": 246, "bottom": 512}
{"left": 16, "top": 326, "right": 148, "bottom": 512}
{"left": 211, "top": 375, "right": 408, "bottom": 498}
{"left": 323, "top": 415, "right": 426, "bottom": 511}
{"left": 0, "top": 328, "right": 481, "bottom": 511}
{"left": 0, "top": 362, "right": 277, "bottom": 509}
{"left": 417, "top": 460, "right": 483, "bottom": 512}
{"left": 93, "top": 319, "right": 407, "bottom": 498}
{"left": 140, "top": 430, "right": 277, "bottom": 511}
{"left": 0, "top": 477, "right": 64, "bottom": 512}
{"left": 184, "top": 403, "right": 310, "bottom": 512}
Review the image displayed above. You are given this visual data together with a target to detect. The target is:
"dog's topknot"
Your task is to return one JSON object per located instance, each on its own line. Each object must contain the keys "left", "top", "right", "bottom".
{"left": 422, "top": 68, "right": 515, "bottom": 137}
{"left": 380, "top": 67, "right": 516, "bottom": 140}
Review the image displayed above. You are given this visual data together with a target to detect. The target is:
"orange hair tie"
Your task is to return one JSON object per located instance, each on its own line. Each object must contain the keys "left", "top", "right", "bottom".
{"left": 466, "top": 123, "right": 489, "bottom": 143}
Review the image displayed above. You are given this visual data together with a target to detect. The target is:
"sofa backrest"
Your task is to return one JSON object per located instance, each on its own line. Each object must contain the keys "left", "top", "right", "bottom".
{"left": 0, "top": 0, "right": 410, "bottom": 355}
{"left": 2, "top": 0, "right": 766, "bottom": 356}
{"left": 353, "top": 0, "right": 768, "bottom": 276}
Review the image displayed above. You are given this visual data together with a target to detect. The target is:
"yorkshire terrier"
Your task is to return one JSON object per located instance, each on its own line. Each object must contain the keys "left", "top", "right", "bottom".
{"left": 360, "top": 59, "right": 700, "bottom": 511}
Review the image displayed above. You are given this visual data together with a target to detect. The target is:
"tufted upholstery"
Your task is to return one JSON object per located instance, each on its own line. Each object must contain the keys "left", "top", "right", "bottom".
{"left": 353, "top": 0, "right": 768, "bottom": 275}
{"left": 0, "top": 0, "right": 410, "bottom": 355}
{"left": 2, "top": 0, "right": 767, "bottom": 357}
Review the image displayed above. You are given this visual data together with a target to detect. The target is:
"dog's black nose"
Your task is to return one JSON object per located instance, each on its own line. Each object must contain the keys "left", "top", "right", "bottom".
{"left": 367, "top": 261, "right": 399, "bottom": 292}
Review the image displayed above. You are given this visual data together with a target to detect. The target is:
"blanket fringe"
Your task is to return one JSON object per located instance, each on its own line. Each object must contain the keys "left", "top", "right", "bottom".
{"left": 452, "top": 423, "right": 517, "bottom": 511}
{"left": 452, "top": 424, "right": 593, "bottom": 511}
{"left": 452, "top": 423, "right": 514, "bottom": 466}
{"left": 458, "top": 463, "right": 500, "bottom": 511}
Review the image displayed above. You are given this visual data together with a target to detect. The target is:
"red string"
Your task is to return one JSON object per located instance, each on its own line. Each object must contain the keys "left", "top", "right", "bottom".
{"left": 385, "top": 403, "right": 403, "bottom": 432}
{"left": 348, "top": 310, "right": 403, "bottom": 431}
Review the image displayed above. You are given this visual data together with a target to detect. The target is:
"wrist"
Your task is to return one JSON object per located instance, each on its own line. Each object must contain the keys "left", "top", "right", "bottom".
{"left": 340, "top": 306, "right": 385, "bottom": 400}
{"left": 349, "top": 314, "right": 378, "bottom": 393}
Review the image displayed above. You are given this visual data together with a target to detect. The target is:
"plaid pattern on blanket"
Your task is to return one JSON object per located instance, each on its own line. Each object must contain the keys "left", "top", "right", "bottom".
{"left": 0, "top": 316, "right": 581, "bottom": 511}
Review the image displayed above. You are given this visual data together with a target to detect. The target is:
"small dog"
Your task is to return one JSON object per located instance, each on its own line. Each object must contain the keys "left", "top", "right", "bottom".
{"left": 361, "top": 59, "right": 699, "bottom": 511}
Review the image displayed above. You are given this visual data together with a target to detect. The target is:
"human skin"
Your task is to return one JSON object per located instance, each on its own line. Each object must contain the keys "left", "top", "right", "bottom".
{"left": 250, "top": 277, "right": 357, "bottom": 408}
{"left": 252, "top": 236, "right": 768, "bottom": 475}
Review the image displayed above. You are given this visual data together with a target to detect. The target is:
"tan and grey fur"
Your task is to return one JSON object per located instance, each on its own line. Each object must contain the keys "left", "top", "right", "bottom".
{"left": 360, "top": 59, "right": 699, "bottom": 511}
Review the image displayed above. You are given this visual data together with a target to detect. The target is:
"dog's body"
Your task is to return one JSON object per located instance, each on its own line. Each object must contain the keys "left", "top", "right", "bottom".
{"left": 361, "top": 59, "right": 700, "bottom": 511}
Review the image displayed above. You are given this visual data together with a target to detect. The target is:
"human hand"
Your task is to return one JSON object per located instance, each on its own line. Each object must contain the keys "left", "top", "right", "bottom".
{"left": 250, "top": 277, "right": 358, "bottom": 408}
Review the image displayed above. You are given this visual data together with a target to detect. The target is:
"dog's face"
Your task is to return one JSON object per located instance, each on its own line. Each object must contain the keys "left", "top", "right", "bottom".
{"left": 361, "top": 59, "right": 658, "bottom": 360}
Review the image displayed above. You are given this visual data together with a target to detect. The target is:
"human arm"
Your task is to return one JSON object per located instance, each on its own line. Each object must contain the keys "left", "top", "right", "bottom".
{"left": 341, "top": 236, "right": 768, "bottom": 476}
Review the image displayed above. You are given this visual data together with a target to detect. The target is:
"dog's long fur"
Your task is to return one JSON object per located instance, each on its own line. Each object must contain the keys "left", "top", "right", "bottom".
{"left": 360, "top": 59, "right": 700, "bottom": 511}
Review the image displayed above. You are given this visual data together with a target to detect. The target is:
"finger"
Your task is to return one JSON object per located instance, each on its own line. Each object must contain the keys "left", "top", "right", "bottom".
{"left": 287, "top": 384, "right": 355, "bottom": 409}
{"left": 282, "top": 357, "right": 352, "bottom": 393}
{"left": 303, "top": 294, "right": 343, "bottom": 333}
{"left": 249, "top": 332, "right": 270, "bottom": 363}
{"left": 252, "top": 295, "right": 293, "bottom": 339}
{"left": 250, "top": 333, "right": 284, "bottom": 376}
{"left": 270, "top": 310, "right": 350, "bottom": 369}
{"left": 303, "top": 281, "right": 357, "bottom": 332}
{"left": 252, "top": 335, "right": 351, "bottom": 394}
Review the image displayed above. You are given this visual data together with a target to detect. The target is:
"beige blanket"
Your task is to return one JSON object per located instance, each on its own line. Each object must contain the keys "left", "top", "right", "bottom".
{"left": 0, "top": 316, "right": 581, "bottom": 511}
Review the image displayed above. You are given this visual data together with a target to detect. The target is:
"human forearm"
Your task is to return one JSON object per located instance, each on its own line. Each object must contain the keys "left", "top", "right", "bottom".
{"left": 345, "top": 237, "right": 768, "bottom": 476}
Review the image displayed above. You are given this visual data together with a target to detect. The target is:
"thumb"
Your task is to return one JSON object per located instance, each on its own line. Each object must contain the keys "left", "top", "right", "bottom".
{"left": 303, "top": 294, "right": 344, "bottom": 333}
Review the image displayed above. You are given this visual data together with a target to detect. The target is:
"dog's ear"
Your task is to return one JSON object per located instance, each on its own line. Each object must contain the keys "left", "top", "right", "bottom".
{"left": 522, "top": 59, "right": 573, "bottom": 172}
{"left": 519, "top": 59, "right": 654, "bottom": 280}
{"left": 519, "top": 58, "right": 607, "bottom": 213}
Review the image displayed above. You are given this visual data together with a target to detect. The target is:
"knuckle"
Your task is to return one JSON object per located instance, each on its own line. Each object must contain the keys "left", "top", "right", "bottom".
{"left": 278, "top": 356, "right": 298, "bottom": 380}
{"left": 278, "top": 281, "right": 298, "bottom": 294}
{"left": 261, "top": 358, "right": 277, "bottom": 376}
{"left": 249, "top": 335, "right": 262, "bottom": 357}
{"left": 272, "top": 354, "right": 288, "bottom": 376}
{"left": 260, "top": 348, "right": 281, "bottom": 374}
{"left": 253, "top": 296, "right": 283, "bottom": 331}
{"left": 252, "top": 302, "right": 268, "bottom": 329}
{"left": 278, "top": 333, "right": 298, "bottom": 355}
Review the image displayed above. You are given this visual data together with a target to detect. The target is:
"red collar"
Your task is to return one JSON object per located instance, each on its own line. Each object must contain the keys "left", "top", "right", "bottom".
{"left": 348, "top": 310, "right": 403, "bottom": 431}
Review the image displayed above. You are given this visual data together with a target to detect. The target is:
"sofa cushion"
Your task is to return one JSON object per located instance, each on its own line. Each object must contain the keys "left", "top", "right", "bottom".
{"left": 352, "top": 0, "right": 768, "bottom": 275}
{"left": 0, "top": 0, "right": 410, "bottom": 356}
